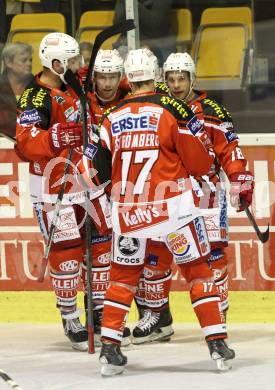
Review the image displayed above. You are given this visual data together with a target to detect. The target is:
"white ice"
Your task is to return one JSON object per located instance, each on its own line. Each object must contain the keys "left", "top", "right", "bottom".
{"left": 0, "top": 323, "right": 274, "bottom": 390}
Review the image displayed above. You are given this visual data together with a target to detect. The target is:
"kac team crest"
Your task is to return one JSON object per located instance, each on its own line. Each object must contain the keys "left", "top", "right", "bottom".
{"left": 166, "top": 232, "right": 190, "bottom": 257}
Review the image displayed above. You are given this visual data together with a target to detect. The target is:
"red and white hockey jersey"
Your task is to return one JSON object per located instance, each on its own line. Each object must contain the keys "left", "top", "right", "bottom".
{"left": 89, "top": 92, "right": 215, "bottom": 238}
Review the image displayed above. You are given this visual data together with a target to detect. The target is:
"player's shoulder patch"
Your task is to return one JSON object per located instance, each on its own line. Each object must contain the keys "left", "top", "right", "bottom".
{"left": 18, "top": 108, "right": 42, "bottom": 126}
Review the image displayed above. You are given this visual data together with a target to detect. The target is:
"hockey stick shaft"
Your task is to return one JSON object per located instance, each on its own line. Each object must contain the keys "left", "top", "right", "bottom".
{"left": 240, "top": 199, "right": 270, "bottom": 243}
{"left": 64, "top": 69, "right": 95, "bottom": 353}
{"left": 37, "top": 147, "right": 74, "bottom": 282}
{"left": 74, "top": 19, "right": 135, "bottom": 354}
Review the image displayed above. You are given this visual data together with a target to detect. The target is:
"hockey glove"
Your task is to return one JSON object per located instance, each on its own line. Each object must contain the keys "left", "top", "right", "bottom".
{"left": 229, "top": 171, "right": 254, "bottom": 212}
{"left": 48, "top": 122, "right": 83, "bottom": 153}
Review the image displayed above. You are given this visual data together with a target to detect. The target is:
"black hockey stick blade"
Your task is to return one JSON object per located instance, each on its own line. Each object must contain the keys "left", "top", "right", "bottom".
{"left": 84, "top": 19, "right": 135, "bottom": 94}
{"left": 241, "top": 199, "right": 270, "bottom": 243}
{"left": 0, "top": 368, "right": 23, "bottom": 389}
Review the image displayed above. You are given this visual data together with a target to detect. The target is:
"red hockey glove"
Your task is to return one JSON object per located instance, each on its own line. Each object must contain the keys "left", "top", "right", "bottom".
{"left": 229, "top": 171, "right": 254, "bottom": 212}
{"left": 48, "top": 122, "right": 83, "bottom": 153}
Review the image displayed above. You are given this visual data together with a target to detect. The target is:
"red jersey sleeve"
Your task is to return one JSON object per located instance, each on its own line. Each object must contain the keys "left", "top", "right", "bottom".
{"left": 202, "top": 99, "right": 247, "bottom": 177}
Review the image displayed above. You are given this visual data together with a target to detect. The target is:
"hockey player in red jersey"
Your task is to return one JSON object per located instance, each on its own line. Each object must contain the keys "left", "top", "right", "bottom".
{"left": 16, "top": 33, "right": 112, "bottom": 351}
{"left": 83, "top": 48, "right": 235, "bottom": 375}
{"left": 132, "top": 52, "right": 254, "bottom": 345}
{"left": 82, "top": 49, "right": 131, "bottom": 345}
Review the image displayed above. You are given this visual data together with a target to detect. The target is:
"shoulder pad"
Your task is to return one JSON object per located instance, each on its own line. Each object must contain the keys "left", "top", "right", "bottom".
{"left": 202, "top": 98, "right": 232, "bottom": 121}
{"left": 18, "top": 86, "right": 49, "bottom": 110}
{"left": 155, "top": 82, "right": 170, "bottom": 94}
{"left": 98, "top": 93, "right": 194, "bottom": 124}
{"left": 158, "top": 94, "right": 193, "bottom": 120}
{"left": 18, "top": 87, "right": 35, "bottom": 109}
{"left": 97, "top": 104, "right": 116, "bottom": 132}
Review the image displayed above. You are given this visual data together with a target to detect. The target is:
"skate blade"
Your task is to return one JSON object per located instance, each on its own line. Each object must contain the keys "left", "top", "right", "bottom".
{"left": 211, "top": 352, "right": 233, "bottom": 372}
{"left": 100, "top": 362, "right": 125, "bottom": 377}
{"left": 71, "top": 341, "right": 88, "bottom": 352}
{"left": 132, "top": 325, "right": 174, "bottom": 345}
{"left": 121, "top": 337, "right": 131, "bottom": 347}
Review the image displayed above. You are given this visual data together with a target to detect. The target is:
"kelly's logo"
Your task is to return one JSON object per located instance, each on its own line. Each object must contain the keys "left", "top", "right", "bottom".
{"left": 119, "top": 203, "right": 168, "bottom": 233}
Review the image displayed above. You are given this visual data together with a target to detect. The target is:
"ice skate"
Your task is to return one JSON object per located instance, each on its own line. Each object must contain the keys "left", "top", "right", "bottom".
{"left": 62, "top": 312, "right": 88, "bottom": 351}
{"left": 207, "top": 338, "right": 235, "bottom": 371}
{"left": 100, "top": 342, "right": 127, "bottom": 376}
{"left": 132, "top": 307, "right": 174, "bottom": 345}
{"left": 134, "top": 297, "right": 145, "bottom": 320}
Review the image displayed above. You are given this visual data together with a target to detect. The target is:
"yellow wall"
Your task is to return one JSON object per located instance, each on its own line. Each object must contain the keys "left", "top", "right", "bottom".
{"left": 1, "top": 291, "right": 274, "bottom": 323}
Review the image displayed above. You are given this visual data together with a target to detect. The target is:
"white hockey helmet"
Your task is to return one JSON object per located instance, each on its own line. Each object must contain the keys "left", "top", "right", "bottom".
{"left": 124, "top": 48, "right": 156, "bottom": 82}
{"left": 94, "top": 49, "right": 123, "bottom": 74}
{"left": 39, "top": 32, "right": 80, "bottom": 78}
{"left": 163, "top": 52, "right": 196, "bottom": 82}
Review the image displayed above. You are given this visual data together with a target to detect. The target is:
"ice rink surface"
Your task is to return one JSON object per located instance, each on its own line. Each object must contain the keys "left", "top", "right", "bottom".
{"left": 0, "top": 323, "right": 274, "bottom": 390}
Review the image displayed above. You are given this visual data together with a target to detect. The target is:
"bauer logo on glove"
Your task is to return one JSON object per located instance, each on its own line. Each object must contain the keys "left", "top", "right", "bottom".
{"left": 229, "top": 171, "right": 254, "bottom": 212}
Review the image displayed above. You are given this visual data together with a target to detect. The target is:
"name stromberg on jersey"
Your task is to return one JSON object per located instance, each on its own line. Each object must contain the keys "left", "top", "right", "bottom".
{"left": 114, "top": 132, "right": 159, "bottom": 151}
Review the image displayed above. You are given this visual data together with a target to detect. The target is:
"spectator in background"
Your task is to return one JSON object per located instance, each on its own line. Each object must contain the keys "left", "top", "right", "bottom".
{"left": 113, "top": 0, "right": 176, "bottom": 65}
{"left": 0, "top": 42, "right": 33, "bottom": 139}
{"left": 78, "top": 41, "right": 93, "bottom": 83}
{"left": 80, "top": 41, "right": 93, "bottom": 66}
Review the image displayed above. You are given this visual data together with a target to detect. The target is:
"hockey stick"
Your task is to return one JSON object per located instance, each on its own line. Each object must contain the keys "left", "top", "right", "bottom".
{"left": 64, "top": 69, "right": 96, "bottom": 353}
{"left": 79, "top": 19, "right": 135, "bottom": 354}
{"left": 240, "top": 199, "right": 270, "bottom": 243}
{"left": 37, "top": 148, "right": 74, "bottom": 282}
{"left": 0, "top": 369, "right": 23, "bottom": 390}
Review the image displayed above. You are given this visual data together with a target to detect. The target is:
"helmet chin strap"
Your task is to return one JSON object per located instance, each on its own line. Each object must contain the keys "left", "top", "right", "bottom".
{"left": 51, "top": 59, "right": 69, "bottom": 83}
{"left": 180, "top": 80, "right": 195, "bottom": 102}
